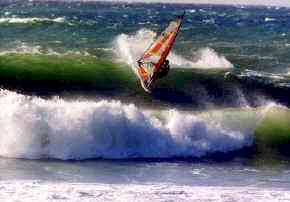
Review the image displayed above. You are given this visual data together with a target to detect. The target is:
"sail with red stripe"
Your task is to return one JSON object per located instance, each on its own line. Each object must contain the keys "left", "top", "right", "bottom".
{"left": 137, "top": 13, "right": 185, "bottom": 91}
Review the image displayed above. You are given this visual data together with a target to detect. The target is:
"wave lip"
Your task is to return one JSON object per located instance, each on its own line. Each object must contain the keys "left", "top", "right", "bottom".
{"left": 0, "top": 90, "right": 252, "bottom": 160}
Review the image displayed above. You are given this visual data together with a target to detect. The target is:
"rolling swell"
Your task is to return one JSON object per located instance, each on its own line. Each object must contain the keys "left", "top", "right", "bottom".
{"left": 0, "top": 53, "right": 290, "bottom": 109}
{"left": 227, "top": 70, "right": 290, "bottom": 106}
{"left": 0, "top": 54, "right": 137, "bottom": 94}
{"left": 0, "top": 89, "right": 289, "bottom": 160}
{"left": 0, "top": 53, "right": 246, "bottom": 108}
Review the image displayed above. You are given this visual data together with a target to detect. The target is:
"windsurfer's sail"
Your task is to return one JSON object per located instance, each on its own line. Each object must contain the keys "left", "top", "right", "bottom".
{"left": 137, "top": 12, "right": 185, "bottom": 92}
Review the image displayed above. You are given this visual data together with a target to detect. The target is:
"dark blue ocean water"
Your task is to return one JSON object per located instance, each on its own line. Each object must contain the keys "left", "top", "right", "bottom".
{"left": 1, "top": 1, "right": 290, "bottom": 72}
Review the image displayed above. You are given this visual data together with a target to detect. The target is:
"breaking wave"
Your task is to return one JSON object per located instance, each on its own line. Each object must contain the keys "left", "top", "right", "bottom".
{"left": 230, "top": 69, "right": 290, "bottom": 89}
{"left": 115, "top": 29, "right": 233, "bottom": 71}
{"left": 0, "top": 90, "right": 252, "bottom": 160}
{"left": 0, "top": 17, "right": 66, "bottom": 24}
{"left": 0, "top": 42, "right": 91, "bottom": 57}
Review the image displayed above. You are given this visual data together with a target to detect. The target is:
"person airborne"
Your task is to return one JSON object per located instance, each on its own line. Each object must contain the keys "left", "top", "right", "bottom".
{"left": 156, "top": 59, "right": 170, "bottom": 79}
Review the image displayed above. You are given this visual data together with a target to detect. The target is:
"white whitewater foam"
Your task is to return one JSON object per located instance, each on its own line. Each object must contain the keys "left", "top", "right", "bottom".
{"left": 1, "top": 181, "right": 289, "bottom": 202}
{"left": 187, "top": 9, "right": 196, "bottom": 13}
{"left": 0, "top": 43, "right": 43, "bottom": 56}
{"left": 115, "top": 29, "right": 233, "bottom": 71}
{"left": 0, "top": 17, "right": 65, "bottom": 24}
{"left": 238, "top": 69, "right": 287, "bottom": 81}
{"left": 0, "top": 90, "right": 252, "bottom": 160}
{"left": 265, "top": 17, "right": 276, "bottom": 22}
{"left": 184, "top": 47, "right": 233, "bottom": 69}
{"left": 114, "top": 29, "right": 156, "bottom": 74}
{"left": 0, "top": 42, "right": 91, "bottom": 57}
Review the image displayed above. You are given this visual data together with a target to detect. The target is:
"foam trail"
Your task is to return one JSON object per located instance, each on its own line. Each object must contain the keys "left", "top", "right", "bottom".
{"left": 0, "top": 90, "right": 252, "bottom": 160}
{"left": 115, "top": 29, "right": 233, "bottom": 72}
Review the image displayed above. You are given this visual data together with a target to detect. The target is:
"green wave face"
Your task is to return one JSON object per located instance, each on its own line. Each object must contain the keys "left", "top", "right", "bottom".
{"left": 1, "top": 53, "right": 289, "bottom": 110}
{"left": 0, "top": 53, "right": 240, "bottom": 108}
{"left": 255, "top": 106, "right": 290, "bottom": 156}
{"left": 0, "top": 54, "right": 137, "bottom": 92}
{"left": 194, "top": 105, "right": 290, "bottom": 160}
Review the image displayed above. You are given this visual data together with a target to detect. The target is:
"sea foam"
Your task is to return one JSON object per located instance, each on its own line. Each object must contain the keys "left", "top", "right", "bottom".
{"left": 115, "top": 29, "right": 233, "bottom": 71}
{"left": 0, "top": 42, "right": 91, "bottom": 57}
{"left": 0, "top": 90, "right": 252, "bottom": 160}
{"left": 1, "top": 181, "right": 289, "bottom": 202}
{"left": 0, "top": 17, "right": 65, "bottom": 24}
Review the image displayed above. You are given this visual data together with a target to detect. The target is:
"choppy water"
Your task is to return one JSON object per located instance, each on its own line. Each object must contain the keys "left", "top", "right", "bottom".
{"left": 1, "top": 1, "right": 290, "bottom": 201}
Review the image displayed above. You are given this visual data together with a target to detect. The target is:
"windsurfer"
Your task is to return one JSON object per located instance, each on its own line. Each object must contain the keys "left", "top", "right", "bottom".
{"left": 136, "top": 12, "right": 184, "bottom": 91}
{"left": 156, "top": 59, "right": 170, "bottom": 79}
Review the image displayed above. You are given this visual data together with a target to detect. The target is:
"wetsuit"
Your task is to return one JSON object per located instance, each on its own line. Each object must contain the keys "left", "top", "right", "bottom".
{"left": 156, "top": 60, "right": 170, "bottom": 79}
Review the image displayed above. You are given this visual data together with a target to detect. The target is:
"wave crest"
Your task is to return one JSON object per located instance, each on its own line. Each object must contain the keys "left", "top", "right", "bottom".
{"left": 0, "top": 17, "right": 65, "bottom": 24}
{"left": 0, "top": 90, "right": 252, "bottom": 160}
{"left": 115, "top": 29, "right": 233, "bottom": 70}
{"left": 0, "top": 42, "right": 91, "bottom": 57}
